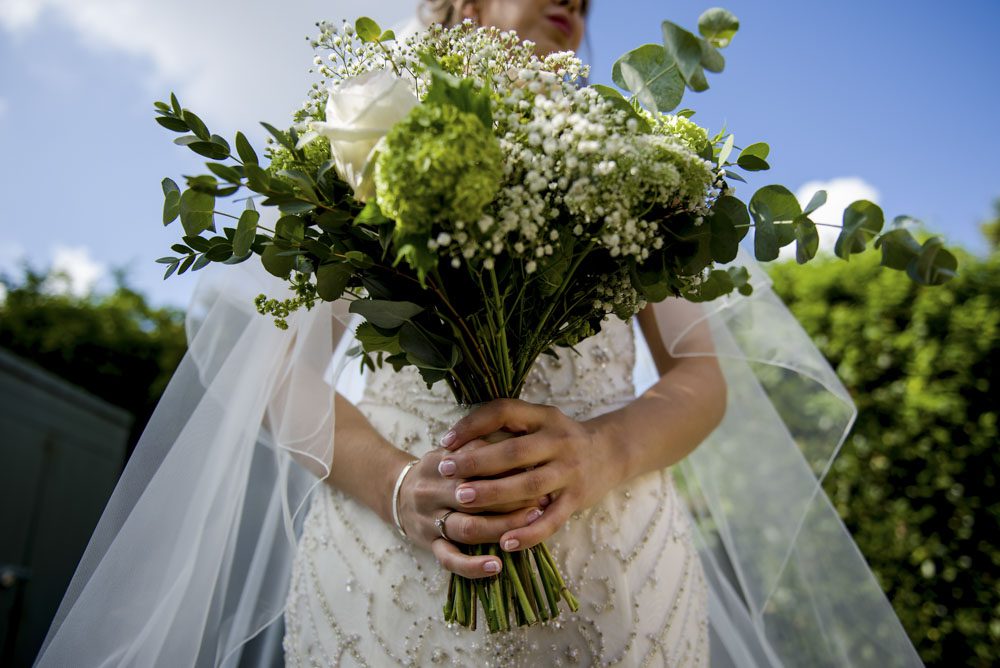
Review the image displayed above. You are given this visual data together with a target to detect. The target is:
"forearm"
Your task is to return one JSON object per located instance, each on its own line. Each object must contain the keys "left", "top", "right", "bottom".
{"left": 587, "top": 356, "right": 727, "bottom": 486}
{"left": 323, "top": 392, "right": 415, "bottom": 524}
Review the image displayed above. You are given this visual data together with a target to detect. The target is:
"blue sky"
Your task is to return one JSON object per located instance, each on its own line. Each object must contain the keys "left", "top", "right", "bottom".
{"left": 1, "top": 0, "right": 997, "bottom": 307}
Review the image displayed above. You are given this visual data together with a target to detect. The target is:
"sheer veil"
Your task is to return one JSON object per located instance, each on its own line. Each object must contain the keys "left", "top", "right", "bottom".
{"left": 35, "top": 7, "right": 923, "bottom": 668}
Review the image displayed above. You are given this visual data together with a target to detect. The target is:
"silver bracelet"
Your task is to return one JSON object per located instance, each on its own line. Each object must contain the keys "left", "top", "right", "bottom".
{"left": 391, "top": 460, "right": 418, "bottom": 540}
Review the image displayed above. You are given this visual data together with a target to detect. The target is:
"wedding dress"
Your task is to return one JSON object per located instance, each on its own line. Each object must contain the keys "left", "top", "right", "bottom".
{"left": 33, "top": 245, "right": 927, "bottom": 668}
{"left": 282, "top": 316, "right": 711, "bottom": 667}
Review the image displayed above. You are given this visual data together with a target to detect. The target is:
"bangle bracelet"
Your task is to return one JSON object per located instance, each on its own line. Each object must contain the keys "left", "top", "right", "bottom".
{"left": 391, "top": 460, "right": 418, "bottom": 540}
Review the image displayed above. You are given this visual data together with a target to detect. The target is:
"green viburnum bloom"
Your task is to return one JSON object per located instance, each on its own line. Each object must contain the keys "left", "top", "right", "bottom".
{"left": 654, "top": 114, "right": 710, "bottom": 154}
{"left": 374, "top": 103, "right": 503, "bottom": 235}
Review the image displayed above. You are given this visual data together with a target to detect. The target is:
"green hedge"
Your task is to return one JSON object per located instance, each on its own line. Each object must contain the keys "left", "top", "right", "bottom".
{"left": 768, "top": 249, "right": 999, "bottom": 667}
{"left": 0, "top": 269, "right": 187, "bottom": 458}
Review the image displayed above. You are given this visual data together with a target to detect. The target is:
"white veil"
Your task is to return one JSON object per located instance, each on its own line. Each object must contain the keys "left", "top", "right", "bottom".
{"left": 34, "top": 8, "right": 923, "bottom": 668}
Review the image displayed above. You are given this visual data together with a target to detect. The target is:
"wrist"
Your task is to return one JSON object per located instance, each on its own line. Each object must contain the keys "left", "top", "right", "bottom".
{"left": 380, "top": 451, "right": 417, "bottom": 526}
{"left": 584, "top": 410, "right": 631, "bottom": 489}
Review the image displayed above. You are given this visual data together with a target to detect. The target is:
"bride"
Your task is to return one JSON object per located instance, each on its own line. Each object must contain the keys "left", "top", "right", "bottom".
{"left": 34, "top": 1, "right": 926, "bottom": 667}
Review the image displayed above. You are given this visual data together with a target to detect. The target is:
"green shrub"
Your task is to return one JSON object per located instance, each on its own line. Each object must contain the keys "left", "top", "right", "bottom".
{"left": 768, "top": 249, "right": 999, "bottom": 667}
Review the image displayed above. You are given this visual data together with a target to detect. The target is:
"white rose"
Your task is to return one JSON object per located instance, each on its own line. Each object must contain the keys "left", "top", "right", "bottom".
{"left": 296, "top": 70, "right": 418, "bottom": 201}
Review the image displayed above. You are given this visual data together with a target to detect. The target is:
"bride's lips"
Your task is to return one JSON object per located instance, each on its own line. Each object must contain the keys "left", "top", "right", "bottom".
{"left": 545, "top": 12, "right": 573, "bottom": 38}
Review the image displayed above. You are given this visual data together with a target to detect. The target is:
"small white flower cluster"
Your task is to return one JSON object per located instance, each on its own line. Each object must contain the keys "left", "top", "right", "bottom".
{"left": 299, "top": 19, "right": 724, "bottom": 318}
{"left": 593, "top": 270, "right": 647, "bottom": 318}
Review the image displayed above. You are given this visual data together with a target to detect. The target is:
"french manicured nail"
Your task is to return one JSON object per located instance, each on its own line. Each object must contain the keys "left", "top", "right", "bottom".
{"left": 440, "top": 430, "right": 457, "bottom": 447}
{"left": 526, "top": 509, "right": 543, "bottom": 523}
{"left": 484, "top": 560, "right": 501, "bottom": 574}
{"left": 456, "top": 487, "right": 475, "bottom": 504}
{"left": 438, "top": 459, "right": 456, "bottom": 476}
{"left": 503, "top": 538, "right": 520, "bottom": 551}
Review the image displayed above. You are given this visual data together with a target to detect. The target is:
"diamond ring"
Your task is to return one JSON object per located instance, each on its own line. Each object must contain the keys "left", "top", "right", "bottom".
{"left": 435, "top": 510, "right": 457, "bottom": 541}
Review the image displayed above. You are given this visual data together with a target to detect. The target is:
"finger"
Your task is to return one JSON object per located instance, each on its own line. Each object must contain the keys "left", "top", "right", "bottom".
{"left": 498, "top": 493, "right": 574, "bottom": 552}
{"left": 438, "top": 433, "right": 555, "bottom": 479}
{"left": 453, "top": 465, "right": 562, "bottom": 510}
{"left": 430, "top": 538, "right": 502, "bottom": 578}
{"left": 439, "top": 398, "right": 559, "bottom": 450}
{"left": 444, "top": 507, "right": 545, "bottom": 545}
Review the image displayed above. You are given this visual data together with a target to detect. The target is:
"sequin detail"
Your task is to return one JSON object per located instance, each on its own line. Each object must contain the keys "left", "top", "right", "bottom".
{"left": 283, "top": 317, "right": 710, "bottom": 667}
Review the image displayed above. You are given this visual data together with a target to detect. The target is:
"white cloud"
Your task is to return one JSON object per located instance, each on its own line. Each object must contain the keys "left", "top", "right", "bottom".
{"left": 0, "top": 0, "right": 419, "bottom": 133}
{"left": 46, "top": 245, "right": 106, "bottom": 296}
{"left": 777, "top": 177, "right": 881, "bottom": 261}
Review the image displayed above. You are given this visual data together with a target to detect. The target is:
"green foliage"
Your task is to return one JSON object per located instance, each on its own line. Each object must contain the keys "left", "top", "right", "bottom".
{"left": 0, "top": 267, "right": 186, "bottom": 458}
{"left": 767, "top": 248, "right": 999, "bottom": 667}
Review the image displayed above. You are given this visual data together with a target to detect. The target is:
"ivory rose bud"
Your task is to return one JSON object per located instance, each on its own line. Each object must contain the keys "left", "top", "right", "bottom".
{"left": 296, "top": 70, "right": 418, "bottom": 201}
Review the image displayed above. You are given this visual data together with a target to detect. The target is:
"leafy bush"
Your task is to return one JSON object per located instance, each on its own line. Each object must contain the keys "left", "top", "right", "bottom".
{"left": 0, "top": 268, "right": 187, "bottom": 460}
{"left": 768, "top": 248, "right": 998, "bottom": 667}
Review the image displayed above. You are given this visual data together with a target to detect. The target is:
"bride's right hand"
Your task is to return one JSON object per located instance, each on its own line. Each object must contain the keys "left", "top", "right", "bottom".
{"left": 396, "top": 449, "right": 545, "bottom": 579}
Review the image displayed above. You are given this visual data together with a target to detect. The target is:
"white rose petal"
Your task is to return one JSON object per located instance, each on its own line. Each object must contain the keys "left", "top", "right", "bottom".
{"left": 299, "top": 70, "right": 418, "bottom": 201}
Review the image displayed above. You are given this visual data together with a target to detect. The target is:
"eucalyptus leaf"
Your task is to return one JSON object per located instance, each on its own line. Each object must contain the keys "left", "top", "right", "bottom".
{"left": 749, "top": 185, "right": 801, "bottom": 261}
{"left": 611, "top": 43, "right": 684, "bottom": 114}
{"left": 235, "top": 132, "right": 258, "bottom": 165}
{"left": 182, "top": 109, "right": 210, "bottom": 141}
{"left": 178, "top": 189, "right": 215, "bottom": 236}
{"left": 233, "top": 209, "right": 259, "bottom": 257}
{"left": 209, "top": 134, "right": 231, "bottom": 153}
{"left": 349, "top": 300, "right": 424, "bottom": 329}
{"left": 802, "top": 190, "right": 827, "bottom": 216}
{"left": 177, "top": 254, "right": 196, "bottom": 275}
{"left": 163, "top": 261, "right": 179, "bottom": 280}
{"left": 708, "top": 195, "right": 750, "bottom": 262}
{"left": 186, "top": 141, "right": 230, "bottom": 160}
{"left": 834, "top": 200, "right": 884, "bottom": 259}
{"left": 698, "top": 8, "right": 740, "bottom": 48}
{"left": 260, "top": 122, "right": 296, "bottom": 152}
{"left": 908, "top": 237, "right": 958, "bottom": 286}
{"left": 874, "top": 227, "right": 922, "bottom": 270}
{"left": 206, "top": 162, "right": 243, "bottom": 183}
{"left": 736, "top": 154, "right": 769, "bottom": 171}
{"left": 243, "top": 163, "right": 272, "bottom": 191}
{"left": 261, "top": 244, "right": 295, "bottom": 278}
{"left": 162, "top": 189, "right": 181, "bottom": 226}
{"left": 316, "top": 262, "right": 354, "bottom": 301}
{"left": 170, "top": 93, "right": 183, "bottom": 117}
{"left": 275, "top": 215, "right": 305, "bottom": 243}
{"left": 717, "top": 134, "right": 735, "bottom": 167}
{"left": 155, "top": 116, "right": 189, "bottom": 133}
{"left": 380, "top": 29, "right": 396, "bottom": 42}
{"left": 662, "top": 21, "right": 709, "bottom": 92}
{"left": 161, "top": 177, "right": 180, "bottom": 196}
{"left": 191, "top": 254, "right": 212, "bottom": 271}
{"left": 699, "top": 41, "right": 725, "bottom": 73}
{"left": 793, "top": 215, "right": 819, "bottom": 264}
{"left": 399, "top": 321, "right": 458, "bottom": 370}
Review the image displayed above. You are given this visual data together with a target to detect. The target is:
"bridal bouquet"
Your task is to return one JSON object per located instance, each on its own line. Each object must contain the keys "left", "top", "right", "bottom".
{"left": 153, "top": 10, "right": 955, "bottom": 632}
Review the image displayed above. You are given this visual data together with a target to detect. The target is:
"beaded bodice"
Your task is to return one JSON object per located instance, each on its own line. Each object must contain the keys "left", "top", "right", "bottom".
{"left": 358, "top": 315, "right": 640, "bottom": 455}
{"left": 283, "top": 315, "right": 710, "bottom": 667}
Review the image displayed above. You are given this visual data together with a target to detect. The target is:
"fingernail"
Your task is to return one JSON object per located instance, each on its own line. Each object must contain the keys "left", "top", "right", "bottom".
{"left": 526, "top": 509, "right": 543, "bottom": 523}
{"left": 503, "top": 538, "right": 520, "bottom": 551}
{"left": 440, "top": 430, "right": 456, "bottom": 447}
{"left": 539, "top": 495, "right": 551, "bottom": 508}
{"left": 438, "top": 459, "right": 456, "bottom": 476}
{"left": 484, "top": 560, "right": 501, "bottom": 574}
{"left": 456, "top": 487, "right": 475, "bottom": 504}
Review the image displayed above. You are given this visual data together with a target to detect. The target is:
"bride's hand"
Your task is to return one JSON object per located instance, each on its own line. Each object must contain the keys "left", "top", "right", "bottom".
{"left": 396, "top": 448, "right": 546, "bottom": 579}
{"left": 437, "top": 398, "right": 626, "bottom": 552}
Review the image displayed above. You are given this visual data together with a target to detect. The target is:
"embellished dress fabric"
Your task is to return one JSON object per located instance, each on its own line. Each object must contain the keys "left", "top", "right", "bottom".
{"left": 282, "top": 316, "right": 710, "bottom": 667}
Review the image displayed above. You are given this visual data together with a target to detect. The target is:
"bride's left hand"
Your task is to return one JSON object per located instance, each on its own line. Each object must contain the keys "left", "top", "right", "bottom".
{"left": 437, "top": 398, "right": 625, "bottom": 552}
